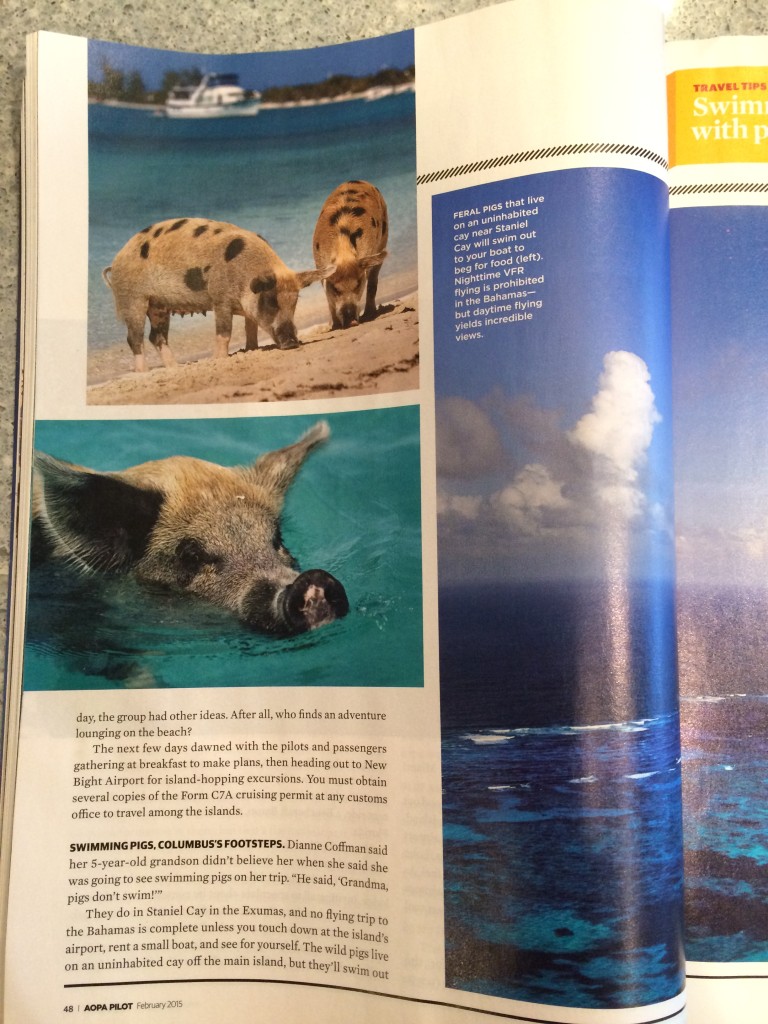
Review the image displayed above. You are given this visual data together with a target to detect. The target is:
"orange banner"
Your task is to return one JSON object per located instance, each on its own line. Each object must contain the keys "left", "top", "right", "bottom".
{"left": 668, "top": 65, "right": 768, "bottom": 167}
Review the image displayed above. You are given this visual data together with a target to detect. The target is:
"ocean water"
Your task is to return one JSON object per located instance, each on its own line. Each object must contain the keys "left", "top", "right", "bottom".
{"left": 439, "top": 581, "right": 685, "bottom": 1009}
{"left": 682, "top": 694, "right": 768, "bottom": 963}
{"left": 88, "top": 93, "right": 417, "bottom": 348}
{"left": 443, "top": 716, "right": 684, "bottom": 1009}
{"left": 675, "top": 583, "right": 768, "bottom": 962}
{"left": 24, "top": 407, "right": 422, "bottom": 690}
{"left": 439, "top": 580, "right": 679, "bottom": 729}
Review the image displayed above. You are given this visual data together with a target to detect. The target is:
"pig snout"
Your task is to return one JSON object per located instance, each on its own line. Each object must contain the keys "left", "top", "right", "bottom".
{"left": 241, "top": 569, "right": 349, "bottom": 635}
{"left": 338, "top": 303, "right": 359, "bottom": 329}
{"left": 272, "top": 320, "right": 301, "bottom": 350}
{"left": 284, "top": 569, "right": 350, "bottom": 631}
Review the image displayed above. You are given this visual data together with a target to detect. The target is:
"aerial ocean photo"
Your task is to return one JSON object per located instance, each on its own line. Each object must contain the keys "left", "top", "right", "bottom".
{"left": 440, "top": 582, "right": 684, "bottom": 1009}
{"left": 433, "top": 166, "right": 685, "bottom": 1008}
{"left": 672, "top": 204, "right": 768, "bottom": 964}
{"left": 681, "top": 682, "right": 768, "bottom": 961}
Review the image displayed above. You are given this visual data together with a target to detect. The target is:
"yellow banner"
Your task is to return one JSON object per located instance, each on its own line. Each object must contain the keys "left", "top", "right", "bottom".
{"left": 668, "top": 66, "right": 768, "bottom": 167}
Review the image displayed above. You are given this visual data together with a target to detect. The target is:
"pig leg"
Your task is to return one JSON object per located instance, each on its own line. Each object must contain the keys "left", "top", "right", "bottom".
{"left": 244, "top": 316, "right": 259, "bottom": 351}
{"left": 213, "top": 304, "right": 233, "bottom": 359}
{"left": 147, "top": 307, "right": 177, "bottom": 369}
{"left": 362, "top": 264, "right": 382, "bottom": 322}
{"left": 123, "top": 300, "right": 149, "bottom": 373}
{"left": 325, "top": 286, "right": 343, "bottom": 331}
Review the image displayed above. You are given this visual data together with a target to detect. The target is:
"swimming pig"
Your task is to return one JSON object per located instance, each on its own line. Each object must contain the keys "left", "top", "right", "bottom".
{"left": 313, "top": 181, "right": 388, "bottom": 329}
{"left": 32, "top": 422, "right": 349, "bottom": 636}
{"left": 103, "top": 218, "right": 333, "bottom": 371}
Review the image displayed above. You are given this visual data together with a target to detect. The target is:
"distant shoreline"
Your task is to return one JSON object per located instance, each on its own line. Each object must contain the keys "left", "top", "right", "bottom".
{"left": 92, "top": 83, "right": 414, "bottom": 114}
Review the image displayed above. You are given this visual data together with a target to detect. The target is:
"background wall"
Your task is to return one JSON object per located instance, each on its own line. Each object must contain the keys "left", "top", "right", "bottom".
{"left": 2, "top": 0, "right": 768, "bottom": 654}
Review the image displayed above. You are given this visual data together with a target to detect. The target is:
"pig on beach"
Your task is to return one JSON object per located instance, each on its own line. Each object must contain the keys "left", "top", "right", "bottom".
{"left": 313, "top": 181, "right": 388, "bottom": 330}
{"left": 103, "top": 217, "right": 333, "bottom": 372}
{"left": 31, "top": 421, "right": 349, "bottom": 636}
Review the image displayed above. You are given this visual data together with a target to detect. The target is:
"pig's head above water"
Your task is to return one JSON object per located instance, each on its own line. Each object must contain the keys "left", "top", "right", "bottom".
{"left": 32, "top": 422, "right": 349, "bottom": 636}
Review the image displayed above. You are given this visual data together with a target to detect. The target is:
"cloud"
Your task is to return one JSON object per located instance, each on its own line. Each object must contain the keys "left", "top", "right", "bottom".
{"left": 435, "top": 351, "right": 664, "bottom": 578}
{"left": 436, "top": 491, "right": 483, "bottom": 520}
{"left": 734, "top": 519, "right": 768, "bottom": 561}
{"left": 489, "top": 463, "right": 574, "bottom": 536}
{"left": 567, "top": 351, "right": 661, "bottom": 518}
{"left": 435, "top": 397, "right": 505, "bottom": 478}
{"left": 677, "top": 516, "right": 768, "bottom": 585}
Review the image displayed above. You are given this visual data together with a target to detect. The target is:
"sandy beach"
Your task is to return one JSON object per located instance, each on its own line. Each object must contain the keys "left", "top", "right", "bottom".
{"left": 87, "top": 292, "right": 419, "bottom": 406}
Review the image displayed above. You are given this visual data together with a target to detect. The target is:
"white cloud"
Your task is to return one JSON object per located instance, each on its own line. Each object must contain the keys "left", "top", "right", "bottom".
{"left": 733, "top": 521, "right": 768, "bottom": 561}
{"left": 436, "top": 490, "right": 483, "bottom": 520}
{"left": 435, "top": 350, "right": 665, "bottom": 578}
{"left": 490, "top": 463, "right": 574, "bottom": 536}
{"left": 567, "top": 351, "right": 660, "bottom": 518}
{"left": 678, "top": 516, "right": 768, "bottom": 585}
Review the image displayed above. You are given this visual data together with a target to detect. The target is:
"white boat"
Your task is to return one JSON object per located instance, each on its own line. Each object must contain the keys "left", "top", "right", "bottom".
{"left": 163, "top": 73, "right": 261, "bottom": 118}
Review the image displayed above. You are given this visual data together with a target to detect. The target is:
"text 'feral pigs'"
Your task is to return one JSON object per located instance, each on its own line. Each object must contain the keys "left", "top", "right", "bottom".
{"left": 32, "top": 422, "right": 349, "bottom": 635}
{"left": 104, "top": 218, "right": 333, "bottom": 372}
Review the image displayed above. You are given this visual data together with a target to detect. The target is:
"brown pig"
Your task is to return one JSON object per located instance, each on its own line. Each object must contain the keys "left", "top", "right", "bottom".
{"left": 32, "top": 422, "right": 349, "bottom": 636}
{"left": 312, "top": 181, "right": 388, "bottom": 330}
{"left": 103, "top": 218, "right": 333, "bottom": 372}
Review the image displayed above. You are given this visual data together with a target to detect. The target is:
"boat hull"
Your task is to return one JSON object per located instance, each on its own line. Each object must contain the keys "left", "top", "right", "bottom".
{"left": 163, "top": 100, "right": 261, "bottom": 119}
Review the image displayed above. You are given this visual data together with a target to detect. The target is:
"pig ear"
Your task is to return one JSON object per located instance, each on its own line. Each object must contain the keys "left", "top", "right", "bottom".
{"left": 358, "top": 250, "right": 387, "bottom": 271}
{"left": 296, "top": 265, "right": 336, "bottom": 288}
{"left": 248, "top": 422, "right": 330, "bottom": 504}
{"left": 33, "top": 452, "right": 163, "bottom": 574}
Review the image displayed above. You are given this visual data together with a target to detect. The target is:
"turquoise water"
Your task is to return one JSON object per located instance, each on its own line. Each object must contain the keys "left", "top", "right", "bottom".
{"left": 682, "top": 693, "right": 768, "bottom": 962}
{"left": 25, "top": 407, "right": 423, "bottom": 690}
{"left": 440, "top": 583, "right": 684, "bottom": 1008}
{"left": 443, "top": 712, "right": 684, "bottom": 1008}
{"left": 88, "top": 92, "right": 417, "bottom": 348}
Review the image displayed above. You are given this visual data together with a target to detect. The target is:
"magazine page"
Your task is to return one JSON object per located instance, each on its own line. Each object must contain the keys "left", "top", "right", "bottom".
{"left": 667, "top": 34, "right": 768, "bottom": 1024}
{"left": 417, "top": 0, "right": 685, "bottom": 1020}
{"left": 5, "top": 1, "right": 679, "bottom": 1022}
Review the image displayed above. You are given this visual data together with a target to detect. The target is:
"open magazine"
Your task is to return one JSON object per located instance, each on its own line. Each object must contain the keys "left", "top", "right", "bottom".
{"left": 3, "top": 0, "right": 767, "bottom": 1020}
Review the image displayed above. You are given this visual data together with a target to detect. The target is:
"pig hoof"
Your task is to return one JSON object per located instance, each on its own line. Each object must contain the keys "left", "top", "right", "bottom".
{"left": 283, "top": 569, "right": 349, "bottom": 632}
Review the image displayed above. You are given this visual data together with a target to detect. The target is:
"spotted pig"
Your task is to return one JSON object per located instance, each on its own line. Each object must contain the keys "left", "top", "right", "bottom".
{"left": 103, "top": 218, "right": 333, "bottom": 372}
{"left": 313, "top": 181, "right": 388, "bottom": 330}
{"left": 32, "top": 422, "right": 349, "bottom": 636}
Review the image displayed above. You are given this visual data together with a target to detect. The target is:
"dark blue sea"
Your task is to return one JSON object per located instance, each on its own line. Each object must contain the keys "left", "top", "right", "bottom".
{"left": 439, "top": 580, "right": 679, "bottom": 730}
{"left": 440, "top": 581, "right": 685, "bottom": 1009}
{"left": 88, "top": 92, "right": 417, "bottom": 348}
